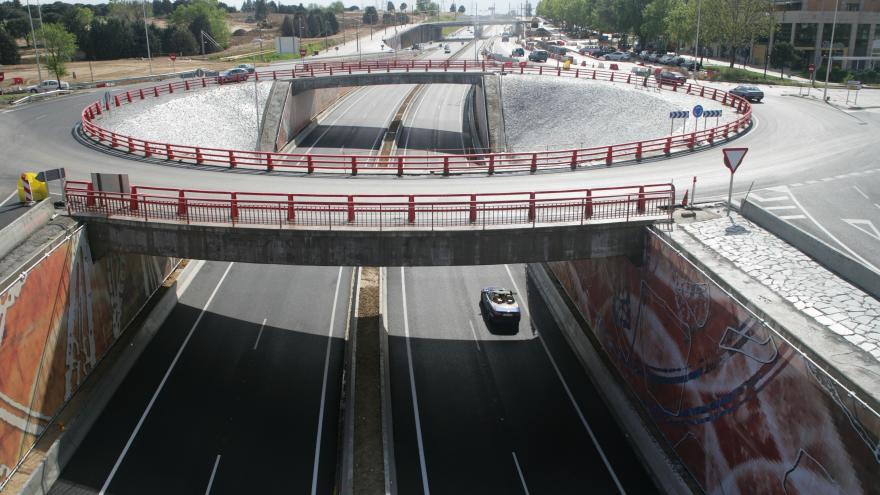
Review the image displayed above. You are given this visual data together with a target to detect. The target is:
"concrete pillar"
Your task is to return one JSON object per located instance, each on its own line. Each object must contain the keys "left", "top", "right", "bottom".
{"left": 814, "top": 22, "right": 824, "bottom": 68}
{"left": 869, "top": 24, "right": 878, "bottom": 69}
{"left": 847, "top": 23, "right": 858, "bottom": 70}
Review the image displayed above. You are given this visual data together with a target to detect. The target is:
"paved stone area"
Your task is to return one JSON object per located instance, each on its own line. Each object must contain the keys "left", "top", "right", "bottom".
{"left": 682, "top": 209, "right": 880, "bottom": 361}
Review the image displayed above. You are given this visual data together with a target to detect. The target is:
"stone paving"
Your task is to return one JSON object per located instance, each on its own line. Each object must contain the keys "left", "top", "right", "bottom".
{"left": 682, "top": 209, "right": 880, "bottom": 361}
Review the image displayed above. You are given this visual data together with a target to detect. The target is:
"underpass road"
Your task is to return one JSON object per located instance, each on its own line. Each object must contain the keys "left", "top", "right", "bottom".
{"left": 49, "top": 263, "right": 352, "bottom": 495}
{"left": 387, "top": 265, "right": 656, "bottom": 494}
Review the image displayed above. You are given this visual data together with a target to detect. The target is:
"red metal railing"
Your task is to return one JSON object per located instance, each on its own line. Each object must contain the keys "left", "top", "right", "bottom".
{"left": 79, "top": 59, "right": 752, "bottom": 175}
{"left": 65, "top": 180, "right": 675, "bottom": 229}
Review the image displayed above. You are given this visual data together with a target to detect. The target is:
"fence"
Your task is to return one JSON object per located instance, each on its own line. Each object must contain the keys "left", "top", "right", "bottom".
{"left": 79, "top": 59, "right": 752, "bottom": 175}
{"left": 65, "top": 181, "right": 675, "bottom": 229}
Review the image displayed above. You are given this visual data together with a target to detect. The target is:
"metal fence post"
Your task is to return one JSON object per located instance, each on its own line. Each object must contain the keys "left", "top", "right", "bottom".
{"left": 348, "top": 195, "right": 355, "bottom": 223}
{"left": 408, "top": 195, "right": 415, "bottom": 223}
{"left": 287, "top": 194, "right": 295, "bottom": 222}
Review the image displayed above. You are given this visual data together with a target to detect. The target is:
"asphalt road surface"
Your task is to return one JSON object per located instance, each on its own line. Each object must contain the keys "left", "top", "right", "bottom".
{"left": 387, "top": 264, "right": 656, "bottom": 494}
{"left": 49, "top": 263, "right": 353, "bottom": 494}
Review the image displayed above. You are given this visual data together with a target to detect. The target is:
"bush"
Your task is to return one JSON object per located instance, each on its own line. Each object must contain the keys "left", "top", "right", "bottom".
{"left": 233, "top": 28, "right": 247, "bottom": 36}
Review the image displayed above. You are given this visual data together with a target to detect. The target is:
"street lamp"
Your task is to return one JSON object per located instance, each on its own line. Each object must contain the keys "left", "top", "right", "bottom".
{"left": 822, "top": 0, "right": 840, "bottom": 102}
{"left": 24, "top": 0, "right": 42, "bottom": 81}
{"left": 142, "top": 0, "right": 153, "bottom": 75}
{"left": 691, "top": 0, "right": 701, "bottom": 81}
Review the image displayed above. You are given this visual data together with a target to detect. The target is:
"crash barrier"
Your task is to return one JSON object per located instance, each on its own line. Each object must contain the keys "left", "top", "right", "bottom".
{"left": 65, "top": 181, "right": 675, "bottom": 228}
{"left": 79, "top": 59, "right": 752, "bottom": 175}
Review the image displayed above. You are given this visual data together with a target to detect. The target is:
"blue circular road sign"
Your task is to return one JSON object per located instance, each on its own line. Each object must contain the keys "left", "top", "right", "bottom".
{"left": 693, "top": 104, "right": 704, "bottom": 118}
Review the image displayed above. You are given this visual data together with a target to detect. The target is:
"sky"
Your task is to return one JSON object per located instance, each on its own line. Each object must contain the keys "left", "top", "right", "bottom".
{"left": 37, "top": 0, "right": 533, "bottom": 15}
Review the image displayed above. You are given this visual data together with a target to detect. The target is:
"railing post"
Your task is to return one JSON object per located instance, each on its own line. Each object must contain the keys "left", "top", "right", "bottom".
{"left": 724, "top": 124, "right": 730, "bottom": 139}
{"left": 114, "top": 95, "right": 121, "bottom": 107}
{"left": 126, "top": 91, "right": 132, "bottom": 103}
{"left": 139, "top": 88, "right": 145, "bottom": 99}
{"left": 397, "top": 156, "right": 404, "bottom": 176}
{"left": 266, "top": 153, "right": 273, "bottom": 172}
{"left": 610, "top": 72, "right": 614, "bottom": 82}
{"left": 530, "top": 153, "right": 537, "bottom": 173}
{"left": 689, "top": 133, "right": 696, "bottom": 149}
{"left": 185, "top": 80, "right": 190, "bottom": 91}
{"left": 231, "top": 192, "right": 239, "bottom": 219}
{"left": 202, "top": 77, "right": 207, "bottom": 88}
{"left": 528, "top": 192, "right": 536, "bottom": 222}
{"left": 307, "top": 155, "right": 314, "bottom": 174}
{"left": 196, "top": 147, "right": 204, "bottom": 164}
{"left": 664, "top": 137, "right": 672, "bottom": 155}
{"left": 154, "top": 87, "right": 159, "bottom": 97}
{"left": 127, "top": 136, "right": 134, "bottom": 153}
{"left": 273, "top": 70, "right": 277, "bottom": 79}
{"left": 177, "top": 190, "right": 187, "bottom": 216}
{"left": 539, "top": 66, "right": 543, "bottom": 75}
{"left": 144, "top": 141, "right": 152, "bottom": 157}
{"left": 592, "top": 70, "right": 596, "bottom": 79}
{"left": 111, "top": 133, "right": 118, "bottom": 148}
{"left": 229, "top": 150, "right": 237, "bottom": 168}
{"left": 408, "top": 195, "right": 415, "bottom": 223}
{"left": 700, "top": 86, "right": 705, "bottom": 97}
{"left": 605, "top": 146, "right": 613, "bottom": 166}
{"left": 469, "top": 194, "right": 477, "bottom": 223}
{"left": 488, "top": 155, "right": 495, "bottom": 175}
{"left": 443, "top": 156, "right": 449, "bottom": 176}
{"left": 637, "top": 186, "right": 645, "bottom": 214}
{"left": 351, "top": 156, "right": 358, "bottom": 176}
{"left": 636, "top": 141, "right": 643, "bottom": 161}
{"left": 584, "top": 190, "right": 592, "bottom": 219}
{"left": 168, "top": 83, "right": 174, "bottom": 93}
{"left": 570, "top": 150, "right": 578, "bottom": 170}
{"left": 347, "top": 195, "right": 355, "bottom": 223}
{"left": 708, "top": 128, "right": 715, "bottom": 144}
{"left": 287, "top": 194, "right": 295, "bottom": 222}
{"left": 129, "top": 186, "right": 138, "bottom": 211}
{"left": 86, "top": 182, "right": 96, "bottom": 207}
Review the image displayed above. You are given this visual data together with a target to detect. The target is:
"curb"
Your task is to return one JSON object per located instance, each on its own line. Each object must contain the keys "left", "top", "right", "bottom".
{"left": 337, "top": 267, "right": 361, "bottom": 494}
{"left": 379, "top": 267, "right": 397, "bottom": 495}
{"left": 16, "top": 259, "right": 204, "bottom": 495}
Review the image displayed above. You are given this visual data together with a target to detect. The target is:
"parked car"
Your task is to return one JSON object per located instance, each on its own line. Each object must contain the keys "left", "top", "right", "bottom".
{"left": 511, "top": 47, "right": 525, "bottom": 57}
{"left": 630, "top": 66, "right": 651, "bottom": 77}
{"left": 729, "top": 85, "right": 764, "bottom": 102}
{"left": 528, "top": 50, "right": 549, "bottom": 62}
{"left": 658, "top": 54, "right": 678, "bottom": 65}
{"left": 603, "top": 51, "right": 631, "bottom": 61}
{"left": 235, "top": 63, "right": 255, "bottom": 73}
{"left": 655, "top": 70, "right": 687, "bottom": 85}
{"left": 480, "top": 287, "right": 521, "bottom": 325}
{"left": 217, "top": 68, "right": 250, "bottom": 84}
{"left": 26, "top": 80, "right": 70, "bottom": 93}
{"left": 678, "top": 58, "right": 702, "bottom": 71}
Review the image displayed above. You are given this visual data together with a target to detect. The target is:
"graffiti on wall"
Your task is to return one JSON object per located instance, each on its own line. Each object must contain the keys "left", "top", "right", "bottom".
{"left": 0, "top": 229, "right": 175, "bottom": 483}
{"left": 549, "top": 232, "right": 880, "bottom": 494}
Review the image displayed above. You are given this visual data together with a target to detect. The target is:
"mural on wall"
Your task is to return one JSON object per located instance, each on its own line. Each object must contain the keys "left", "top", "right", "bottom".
{"left": 0, "top": 229, "right": 175, "bottom": 484}
{"left": 549, "top": 232, "right": 880, "bottom": 494}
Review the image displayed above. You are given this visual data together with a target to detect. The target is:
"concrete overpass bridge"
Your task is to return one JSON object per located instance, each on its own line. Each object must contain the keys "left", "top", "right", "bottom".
{"left": 65, "top": 180, "right": 674, "bottom": 266}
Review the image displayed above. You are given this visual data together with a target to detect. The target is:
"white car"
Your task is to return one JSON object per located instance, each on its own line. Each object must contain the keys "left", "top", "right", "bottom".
{"left": 26, "top": 80, "right": 70, "bottom": 93}
{"left": 234, "top": 63, "right": 255, "bottom": 73}
{"left": 603, "top": 51, "right": 631, "bottom": 61}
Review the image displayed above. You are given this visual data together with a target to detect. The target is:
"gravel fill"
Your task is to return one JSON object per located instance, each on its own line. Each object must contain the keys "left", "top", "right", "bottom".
{"left": 501, "top": 75, "right": 737, "bottom": 152}
{"left": 99, "top": 81, "right": 274, "bottom": 151}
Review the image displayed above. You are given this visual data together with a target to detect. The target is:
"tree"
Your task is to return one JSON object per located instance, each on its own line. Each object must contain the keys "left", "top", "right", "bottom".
{"left": 324, "top": 10, "right": 339, "bottom": 34}
{"left": 4, "top": 14, "right": 31, "bottom": 45}
{"left": 254, "top": 0, "right": 268, "bottom": 20}
{"left": 41, "top": 23, "right": 76, "bottom": 85}
{"left": 0, "top": 26, "right": 20, "bottom": 64}
{"left": 166, "top": 25, "right": 198, "bottom": 54}
{"left": 170, "top": 0, "right": 229, "bottom": 49}
{"left": 362, "top": 6, "right": 378, "bottom": 24}
{"left": 280, "top": 14, "right": 295, "bottom": 36}
{"left": 702, "top": 0, "right": 772, "bottom": 67}
{"left": 449, "top": 2, "right": 456, "bottom": 12}
{"left": 399, "top": 2, "right": 407, "bottom": 12}
{"left": 770, "top": 42, "right": 799, "bottom": 77}
{"left": 108, "top": 0, "right": 150, "bottom": 22}
{"left": 524, "top": 1, "right": 532, "bottom": 17}
{"left": 329, "top": 1, "right": 345, "bottom": 12}
{"left": 387, "top": 1, "right": 395, "bottom": 11}
{"left": 457, "top": 4, "right": 465, "bottom": 13}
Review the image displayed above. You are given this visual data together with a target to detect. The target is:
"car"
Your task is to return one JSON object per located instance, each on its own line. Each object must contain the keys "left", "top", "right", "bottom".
{"left": 511, "top": 47, "right": 525, "bottom": 57}
{"left": 658, "top": 54, "right": 678, "bottom": 65}
{"left": 412, "top": 43, "right": 421, "bottom": 50}
{"left": 729, "top": 85, "right": 764, "bottom": 102}
{"left": 480, "top": 287, "right": 521, "bottom": 325}
{"left": 444, "top": 44, "right": 451, "bottom": 53}
{"left": 678, "top": 58, "right": 702, "bottom": 71}
{"left": 528, "top": 50, "right": 549, "bottom": 62}
{"left": 235, "top": 63, "right": 255, "bottom": 73}
{"left": 26, "top": 80, "right": 70, "bottom": 93}
{"left": 501, "top": 36, "right": 510, "bottom": 42}
{"left": 603, "top": 51, "right": 631, "bottom": 61}
{"left": 630, "top": 66, "right": 651, "bottom": 77}
{"left": 655, "top": 70, "right": 687, "bottom": 85}
{"left": 217, "top": 68, "right": 249, "bottom": 84}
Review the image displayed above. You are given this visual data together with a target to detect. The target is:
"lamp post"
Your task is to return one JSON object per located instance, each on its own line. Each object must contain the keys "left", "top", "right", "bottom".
{"left": 822, "top": 0, "right": 840, "bottom": 102}
{"left": 25, "top": 0, "right": 42, "bottom": 81}
{"left": 691, "top": 0, "right": 701, "bottom": 81}
{"left": 142, "top": 0, "right": 153, "bottom": 75}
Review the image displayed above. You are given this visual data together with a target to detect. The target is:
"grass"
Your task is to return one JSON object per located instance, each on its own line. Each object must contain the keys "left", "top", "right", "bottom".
{"left": 0, "top": 93, "right": 21, "bottom": 105}
{"left": 703, "top": 66, "right": 805, "bottom": 87}
{"left": 441, "top": 26, "right": 459, "bottom": 36}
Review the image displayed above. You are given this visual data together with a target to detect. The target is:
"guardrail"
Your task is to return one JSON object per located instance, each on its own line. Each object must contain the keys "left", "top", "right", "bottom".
{"left": 79, "top": 59, "right": 752, "bottom": 175}
{"left": 65, "top": 181, "right": 675, "bottom": 229}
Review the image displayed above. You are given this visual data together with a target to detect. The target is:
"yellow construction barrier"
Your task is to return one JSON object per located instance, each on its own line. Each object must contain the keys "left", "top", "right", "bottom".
{"left": 563, "top": 59, "right": 571, "bottom": 70}
{"left": 17, "top": 172, "right": 48, "bottom": 203}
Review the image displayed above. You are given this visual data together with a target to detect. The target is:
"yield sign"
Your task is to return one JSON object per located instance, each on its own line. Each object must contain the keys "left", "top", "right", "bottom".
{"left": 723, "top": 147, "right": 748, "bottom": 173}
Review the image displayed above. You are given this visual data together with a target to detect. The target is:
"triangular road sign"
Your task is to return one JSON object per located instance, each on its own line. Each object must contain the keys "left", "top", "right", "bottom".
{"left": 723, "top": 148, "right": 748, "bottom": 173}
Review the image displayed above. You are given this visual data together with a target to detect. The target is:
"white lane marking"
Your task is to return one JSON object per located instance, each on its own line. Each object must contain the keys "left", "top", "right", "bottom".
{"left": 467, "top": 320, "right": 482, "bottom": 352}
{"left": 511, "top": 451, "right": 530, "bottom": 495}
{"left": 790, "top": 183, "right": 804, "bottom": 187}
{"left": 99, "top": 262, "right": 235, "bottom": 494}
{"left": 503, "top": 264, "right": 626, "bottom": 495}
{"left": 402, "top": 86, "right": 430, "bottom": 155}
{"left": 253, "top": 317, "right": 268, "bottom": 350}
{"left": 311, "top": 266, "right": 345, "bottom": 495}
{"left": 304, "top": 87, "right": 376, "bottom": 154}
{"left": 821, "top": 177, "right": 834, "bottom": 182}
{"left": 205, "top": 455, "right": 221, "bottom": 494}
{"left": 400, "top": 267, "right": 431, "bottom": 495}
{"left": 779, "top": 215, "right": 807, "bottom": 220}
{"left": 842, "top": 219, "right": 880, "bottom": 242}
{"left": 785, "top": 187, "right": 880, "bottom": 272}
{"left": 834, "top": 174, "right": 848, "bottom": 179}
{"left": 749, "top": 194, "right": 789, "bottom": 203}
{"left": 0, "top": 190, "right": 17, "bottom": 207}
{"left": 34, "top": 114, "right": 47, "bottom": 121}
{"left": 765, "top": 205, "right": 798, "bottom": 211}
{"left": 806, "top": 180, "right": 819, "bottom": 184}
{"left": 875, "top": 204, "right": 880, "bottom": 210}
{"left": 853, "top": 186, "right": 869, "bottom": 200}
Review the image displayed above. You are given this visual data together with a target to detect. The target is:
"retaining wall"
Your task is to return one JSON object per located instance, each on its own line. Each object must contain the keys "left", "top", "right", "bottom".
{"left": 547, "top": 230, "right": 880, "bottom": 493}
{"left": 0, "top": 224, "right": 176, "bottom": 486}
{"left": 258, "top": 81, "right": 353, "bottom": 152}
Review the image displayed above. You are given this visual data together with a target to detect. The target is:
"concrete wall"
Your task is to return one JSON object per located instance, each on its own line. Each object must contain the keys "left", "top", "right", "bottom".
{"left": 741, "top": 198, "right": 880, "bottom": 301}
{"left": 0, "top": 218, "right": 176, "bottom": 486}
{"left": 0, "top": 200, "right": 55, "bottom": 262}
{"left": 257, "top": 81, "right": 353, "bottom": 152}
{"left": 547, "top": 229, "right": 880, "bottom": 493}
{"left": 383, "top": 24, "right": 443, "bottom": 50}
{"left": 80, "top": 217, "right": 653, "bottom": 267}
{"left": 482, "top": 74, "right": 508, "bottom": 152}
{"left": 472, "top": 78, "right": 490, "bottom": 152}
{"left": 288, "top": 72, "right": 488, "bottom": 93}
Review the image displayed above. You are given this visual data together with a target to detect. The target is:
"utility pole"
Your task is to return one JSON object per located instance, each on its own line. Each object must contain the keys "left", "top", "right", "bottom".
{"left": 142, "top": 0, "right": 153, "bottom": 75}
{"left": 25, "top": 0, "right": 42, "bottom": 81}
{"left": 822, "top": 0, "right": 840, "bottom": 102}
{"left": 691, "top": 0, "right": 701, "bottom": 81}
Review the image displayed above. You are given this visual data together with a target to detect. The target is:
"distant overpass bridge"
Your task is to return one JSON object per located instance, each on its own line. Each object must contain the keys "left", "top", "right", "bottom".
{"left": 66, "top": 181, "right": 674, "bottom": 266}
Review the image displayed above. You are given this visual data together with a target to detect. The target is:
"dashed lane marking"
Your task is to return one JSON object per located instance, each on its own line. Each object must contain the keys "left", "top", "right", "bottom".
{"left": 205, "top": 455, "right": 221, "bottom": 495}
{"left": 749, "top": 194, "right": 790, "bottom": 202}
{"left": 853, "top": 186, "right": 870, "bottom": 200}
{"left": 512, "top": 452, "right": 530, "bottom": 495}
{"left": 779, "top": 215, "right": 807, "bottom": 220}
{"left": 766, "top": 206, "right": 798, "bottom": 211}
{"left": 252, "top": 318, "right": 267, "bottom": 350}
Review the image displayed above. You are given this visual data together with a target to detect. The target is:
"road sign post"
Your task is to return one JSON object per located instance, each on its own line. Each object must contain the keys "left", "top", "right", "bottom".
{"left": 722, "top": 148, "right": 748, "bottom": 210}
{"left": 692, "top": 104, "right": 703, "bottom": 132}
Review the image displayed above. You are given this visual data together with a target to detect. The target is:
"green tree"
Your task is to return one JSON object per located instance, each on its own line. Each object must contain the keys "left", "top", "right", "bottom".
{"left": 280, "top": 14, "right": 295, "bottom": 36}
{"left": 450, "top": 2, "right": 456, "bottom": 12}
{"left": 166, "top": 25, "right": 198, "bottom": 54}
{"left": 770, "top": 41, "right": 799, "bottom": 76}
{"left": 254, "top": 0, "right": 268, "bottom": 20}
{"left": 5, "top": 13, "right": 32, "bottom": 46}
{"left": 108, "top": 0, "right": 150, "bottom": 22}
{"left": 387, "top": 1, "right": 396, "bottom": 11}
{"left": 41, "top": 23, "right": 76, "bottom": 85}
{"left": 170, "top": 0, "right": 229, "bottom": 49}
{"left": 399, "top": 2, "right": 408, "bottom": 12}
{"left": 664, "top": 0, "right": 697, "bottom": 47}
{"left": 0, "top": 26, "right": 20, "bottom": 64}
{"left": 457, "top": 4, "right": 465, "bottom": 13}
{"left": 702, "top": 0, "right": 772, "bottom": 67}
{"left": 640, "top": 0, "right": 671, "bottom": 42}
{"left": 362, "top": 6, "right": 378, "bottom": 24}
{"left": 328, "top": 1, "right": 345, "bottom": 13}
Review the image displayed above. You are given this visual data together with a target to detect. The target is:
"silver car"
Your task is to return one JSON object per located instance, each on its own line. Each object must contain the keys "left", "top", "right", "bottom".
{"left": 480, "top": 287, "right": 522, "bottom": 325}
